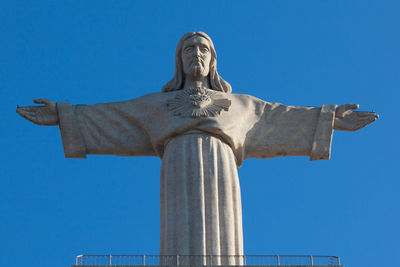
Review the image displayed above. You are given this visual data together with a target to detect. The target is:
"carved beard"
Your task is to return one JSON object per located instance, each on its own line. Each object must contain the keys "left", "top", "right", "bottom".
{"left": 186, "top": 61, "right": 208, "bottom": 79}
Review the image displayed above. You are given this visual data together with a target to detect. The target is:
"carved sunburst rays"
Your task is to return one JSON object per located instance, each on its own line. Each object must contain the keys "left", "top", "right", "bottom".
{"left": 167, "top": 87, "right": 231, "bottom": 118}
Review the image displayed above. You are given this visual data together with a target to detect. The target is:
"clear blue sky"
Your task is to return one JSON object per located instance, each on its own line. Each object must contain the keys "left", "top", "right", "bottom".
{"left": 1, "top": 1, "right": 398, "bottom": 267}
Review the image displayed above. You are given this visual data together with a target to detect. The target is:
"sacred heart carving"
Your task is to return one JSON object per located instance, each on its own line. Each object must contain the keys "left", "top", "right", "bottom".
{"left": 167, "top": 87, "right": 231, "bottom": 118}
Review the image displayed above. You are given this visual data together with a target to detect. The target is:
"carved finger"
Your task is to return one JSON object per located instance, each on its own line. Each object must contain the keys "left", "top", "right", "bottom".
{"left": 16, "top": 108, "right": 30, "bottom": 116}
{"left": 354, "top": 111, "right": 376, "bottom": 118}
{"left": 19, "top": 107, "right": 40, "bottom": 115}
{"left": 356, "top": 116, "right": 377, "bottom": 130}
{"left": 369, "top": 114, "right": 378, "bottom": 122}
{"left": 360, "top": 112, "right": 378, "bottom": 121}
{"left": 16, "top": 108, "right": 25, "bottom": 117}
{"left": 336, "top": 104, "right": 360, "bottom": 117}
{"left": 16, "top": 107, "right": 26, "bottom": 114}
{"left": 366, "top": 112, "right": 378, "bottom": 119}
{"left": 17, "top": 109, "right": 35, "bottom": 121}
{"left": 33, "top": 98, "right": 54, "bottom": 107}
{"left": 33, "top": 99, "right": 45, "bottom": 104}
{"left": 23, "top": 108, "right": 36, "bottom": 113}
{"left": 26, "top": 110, "right": 37, "bottom": 118}
{"left": 359, "top": 116, "right": 375, "bottom": 123}
{"left": 344, "top": 104, "right": 359, "bottom": 111}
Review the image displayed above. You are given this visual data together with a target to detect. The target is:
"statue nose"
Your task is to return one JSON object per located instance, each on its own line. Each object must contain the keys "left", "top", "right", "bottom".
{"left": 194, "top": 47, "right": 201, "bottom": 56}
{"left": 193, "top": 54, "right": 201, "bottom": 61}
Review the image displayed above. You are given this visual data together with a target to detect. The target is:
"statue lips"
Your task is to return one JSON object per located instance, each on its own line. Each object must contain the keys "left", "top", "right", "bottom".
{"left": 191, "top": 58, "right": 203, "bottom": 67}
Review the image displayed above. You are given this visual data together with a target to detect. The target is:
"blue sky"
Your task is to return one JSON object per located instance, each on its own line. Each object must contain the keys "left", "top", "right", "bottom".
{"left": 1, "top": 1, "right": 399, "bottom": 267}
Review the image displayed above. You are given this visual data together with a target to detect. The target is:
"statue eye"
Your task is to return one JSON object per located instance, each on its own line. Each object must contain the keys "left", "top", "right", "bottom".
{"left": 201, "top": 47, "right": 209, "bottom": 53}
{"left": 184, "top": 46, "right": 193, "bottom": 53}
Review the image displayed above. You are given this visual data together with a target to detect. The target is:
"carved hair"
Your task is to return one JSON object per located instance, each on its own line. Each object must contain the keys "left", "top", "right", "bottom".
{"left": 162, "top": 32, "right": 232, "bottom": 93}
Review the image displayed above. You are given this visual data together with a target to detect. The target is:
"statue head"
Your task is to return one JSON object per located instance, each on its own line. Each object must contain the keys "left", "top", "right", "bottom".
{"left": 162, "top": 32, "right": 232, "bottom": 93}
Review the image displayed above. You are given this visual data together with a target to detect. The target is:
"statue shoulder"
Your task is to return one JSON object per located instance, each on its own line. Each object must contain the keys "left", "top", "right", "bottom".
{"left": 229, "top": 92, "right": 271, "bottom": 106}
{"left": 127, "top": 91, "right": 172, "bottom": 104}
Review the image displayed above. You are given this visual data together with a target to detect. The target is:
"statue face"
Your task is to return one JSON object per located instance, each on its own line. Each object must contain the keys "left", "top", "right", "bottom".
{"left": 181, "top": 35, "right": 212, "bottom": 80}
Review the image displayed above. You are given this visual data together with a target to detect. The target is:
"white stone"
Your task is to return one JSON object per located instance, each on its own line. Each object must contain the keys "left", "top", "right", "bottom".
{"left": 16, "top": 32, "right": 378, "bottom": 265}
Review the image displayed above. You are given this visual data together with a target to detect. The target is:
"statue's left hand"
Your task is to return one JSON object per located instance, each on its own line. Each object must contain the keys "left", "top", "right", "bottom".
{"left": 334, "top": 104, "right": 378, "bottom": 131}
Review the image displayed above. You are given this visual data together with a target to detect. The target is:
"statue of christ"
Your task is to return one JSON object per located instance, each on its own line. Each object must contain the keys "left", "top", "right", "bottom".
{"left": 17, "top": 32, "right": 377, "bottom": 265}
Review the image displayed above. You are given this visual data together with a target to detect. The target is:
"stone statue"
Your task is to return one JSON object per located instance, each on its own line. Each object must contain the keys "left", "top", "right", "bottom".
{"left": 17, "top": 32, "right": 377, "bottom": 265}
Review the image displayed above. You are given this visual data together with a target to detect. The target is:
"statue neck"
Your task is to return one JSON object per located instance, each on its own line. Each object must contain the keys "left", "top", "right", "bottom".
{"left": 183, "top": 76, "right": 210, "bottom": 89}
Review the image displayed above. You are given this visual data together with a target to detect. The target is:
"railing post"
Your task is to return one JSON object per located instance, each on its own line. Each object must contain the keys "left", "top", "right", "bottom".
{"left": 142, "top": 255, "right": 146, "bottom": 265}
{"left": 337, "top": 256, "right": 341, "bottom": 266}
{"left": 243, "top": 255, "right": 246, "bottom": 266}
{"left": 277, "top": 255, "right": 280, "bottom": 266}
{"left": 176, "top": 255, "right": 180, "bottom": 266}
{"left": 310, "top": 255, "right": 314, "bottom": 266}
{"left": 109, "top": 255, "right": 112, "bottom": 266}
{"left": 76, "top": 255, "right": 83, "bottom": 266}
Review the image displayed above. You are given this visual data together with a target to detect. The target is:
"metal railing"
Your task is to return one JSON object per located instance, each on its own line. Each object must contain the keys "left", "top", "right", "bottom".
{"left": 75, "top": 255, "right": 341, "bottom": 266}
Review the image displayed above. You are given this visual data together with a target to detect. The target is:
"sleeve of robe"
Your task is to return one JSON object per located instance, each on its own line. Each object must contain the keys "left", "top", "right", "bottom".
{"left": 56, "top": 100, "right": 156, "bottom": 158}
{"left": 244, "top": 102, "right": 337, "bottom": 161}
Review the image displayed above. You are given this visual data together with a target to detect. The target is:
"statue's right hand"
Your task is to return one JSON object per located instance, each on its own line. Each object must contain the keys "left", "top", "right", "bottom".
{"left": 16, "top": 99, "right": 59, "bottom": 126}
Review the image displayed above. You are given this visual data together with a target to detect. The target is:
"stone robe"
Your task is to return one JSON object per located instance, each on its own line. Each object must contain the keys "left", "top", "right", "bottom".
{"left": 56, "top": 89, "right": 336, "bottom": 265}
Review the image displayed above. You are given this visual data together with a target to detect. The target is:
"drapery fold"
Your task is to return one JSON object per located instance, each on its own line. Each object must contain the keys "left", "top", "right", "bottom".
{"left": 161, "top": 133, "right": 243, "bottom": 265}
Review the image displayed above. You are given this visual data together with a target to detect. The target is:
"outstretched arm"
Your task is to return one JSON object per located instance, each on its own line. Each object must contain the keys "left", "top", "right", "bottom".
{"left": 334, "top": 104, "right": 378, "bottom": 131}
{"left": 17, "top": 98, "right": 156, "bottom": 158}
{"left": 244, "top": 101, "right": 378, "bottom": 161}
{"left": 244, "top": 103, "right": 337, "bottom": 161}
